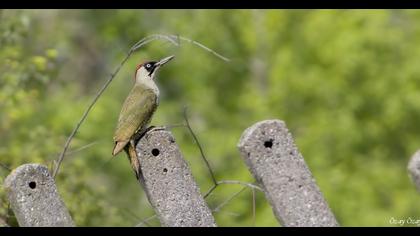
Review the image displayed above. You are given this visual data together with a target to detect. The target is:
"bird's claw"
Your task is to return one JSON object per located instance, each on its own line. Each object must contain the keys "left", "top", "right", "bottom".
{"left": 147, "top": 126, "right": 167, "bottom": 133}
{"left": 132, "top": 125, "right": 167, "bottom": 143}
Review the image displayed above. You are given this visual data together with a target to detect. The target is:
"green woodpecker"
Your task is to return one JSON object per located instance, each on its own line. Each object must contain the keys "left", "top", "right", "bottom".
{"left": 112, "top": 55, "right": 175, "bottom": 179}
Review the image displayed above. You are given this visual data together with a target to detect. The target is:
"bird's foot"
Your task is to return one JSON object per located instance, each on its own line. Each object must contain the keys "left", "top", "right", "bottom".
{"left": 147, "top": 125, "right": 167, "bottom": 133}
{"left": 132, "top": 125, "right": 167, "bottom": 143}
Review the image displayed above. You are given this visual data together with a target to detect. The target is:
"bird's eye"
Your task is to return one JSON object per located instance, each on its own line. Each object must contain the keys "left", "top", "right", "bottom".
{"left": 146, "top": 64, "right": 151, "bottom": 68}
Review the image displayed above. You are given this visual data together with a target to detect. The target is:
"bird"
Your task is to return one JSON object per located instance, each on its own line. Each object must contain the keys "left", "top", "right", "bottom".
{"left": 112, "top": 55, "right": 174, "bottom": 180}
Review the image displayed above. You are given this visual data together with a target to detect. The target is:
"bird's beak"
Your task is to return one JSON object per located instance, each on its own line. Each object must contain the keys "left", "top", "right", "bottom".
{"left": 155, "top": 55, "right": 175, "bottom": 67}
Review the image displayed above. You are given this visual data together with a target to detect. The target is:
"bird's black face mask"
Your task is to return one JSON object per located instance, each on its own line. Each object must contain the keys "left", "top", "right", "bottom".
{"left": 144, "top": 62, "right": 157, "bottom": 77}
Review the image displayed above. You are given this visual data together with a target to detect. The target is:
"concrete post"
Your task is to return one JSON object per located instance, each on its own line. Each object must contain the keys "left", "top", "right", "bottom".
{"left": 4, "top": 164, "right": 74, "bottom": 227}
{"left": 408, "top": 150, "right": 420, "bottom": 192}
{"left": 136, "top": 129, "right": 216, "bottom": 227}
{"left": 237, "top": 120, "right": 338, "bottom": 227}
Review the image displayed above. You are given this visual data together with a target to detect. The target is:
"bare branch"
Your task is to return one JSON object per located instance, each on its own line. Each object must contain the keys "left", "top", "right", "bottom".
{"left": 175, "top": 35, "right": 230, "bottom": 62}
{"left": 132, "top": 34, "right": 230, "bottom": 62}
{"left": 132, "top": 34, "right": 179, "bottom": 51}
{"left": 52, "top": 48, "right": 135, "bottom": 179}
{"left": 216, "top": 211, "right": 241, "bottom": 217}
{"left": 53, "top": 33, "right": 230, "bottom": 179}
{"left": 127, "top": 180, "right": 260, "bottom": 226}
{"left": 120, "top": 208, "right": 153, "bottom": 227}
{"left": 135, "top": 214, "right": 158, "bottom": 227}
{"left": 216, "top": 180, "right": 263, "bottom": 192}
{"left": 203, "top": 184, "right": 218, "bottom": 199}
{"left": 0, "top": 163, "right": 11, "bottom": 172}
{"left": 183, "top": 106, "right": 218, "bottom": 185}
{"left": 212, "top": 186, "right": 247, "bottom": 213}
{"left": 52, "top": 36, "right": 175, "bottom": 179}
{"left": 181, "top": 106, "right": 263, "bottom": 224}
{"left": 209, "top": 183, "right": 259, "bottom": 226}
{"left": 66, "top": 141, "right": 99, "bottom": 156}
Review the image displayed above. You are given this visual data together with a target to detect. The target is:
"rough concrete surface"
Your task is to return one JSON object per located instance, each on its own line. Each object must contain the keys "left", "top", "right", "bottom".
{"left": 4, "top": 164, "right": 74, "bottom": 227}
{"left": 136, "top": 129, "right": 216, "bottom": 227}
{"left": 408, "top": 150, "right": 420, "bottom": 192}
{"left": 237, "top": 120, "right": 338, "bottom": 227}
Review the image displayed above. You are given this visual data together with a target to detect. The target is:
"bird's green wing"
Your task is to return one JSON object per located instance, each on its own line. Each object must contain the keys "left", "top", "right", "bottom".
{"left": 113, "top": 85, "right": 157, "bottom": 143}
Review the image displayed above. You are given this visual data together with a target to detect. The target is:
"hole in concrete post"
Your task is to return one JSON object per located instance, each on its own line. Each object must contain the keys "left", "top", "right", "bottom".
{"left": 163, "top": 168, "right": 168, "bottom": 173}
{"left": 29, "top": 181, "right": 36, "bottom": 189}
{"left": 264, "top": 139, "right": 273, "bottom": 148}
{"left": 152, "top": 148, "right": 160, "bottom": 156}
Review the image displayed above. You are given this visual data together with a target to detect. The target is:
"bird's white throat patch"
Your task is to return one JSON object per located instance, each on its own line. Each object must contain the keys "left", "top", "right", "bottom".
{"left": 135, "top": 67, "right": 160, "bottom": 96}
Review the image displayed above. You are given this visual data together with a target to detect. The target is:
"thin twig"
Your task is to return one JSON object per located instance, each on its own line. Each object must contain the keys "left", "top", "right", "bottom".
{"left": 203, "top": 184, "right": 218, "bottom": 199}
{"left": 216, "top": 211, "right": 241, "bottom": 217}
{"left": 66, "top": 141, "right": 99, "bottom": 156}
{"left": 131, "top": 34, "right": 231, "bottom": 63}
{"left": 53, "top": 34, "right": 230, "bottom": 179}
{"left": 122, "top": 208, "right": 152, "bottom": 227}
{"left": 181, "top": 105, "right": 263, "bottom": 221}
{"left": 212, "top": 186, "right": 247, "bottom": 213}
{"left": 210, "top": 184, "right": 259, "bottom": 226}
{"left": 129, "top": 180, "right": 259, "bottom": 226}
{"left": 0, "top": 163, "right": 11, "bottom": 172}
{"left": 216, "top": 180, "right": 263, "bottom": 192}
{"left": 181, "top": 105, "right": 219, "bottom": 199}
{"left": 135, "top": 214, "right": 158, "bottom": 227}
{"left": 132, "top": 34, "right": 179, "bottom": 51}
{"left": 53, "top": 35, "right": 176, "bottom": 179}
{"left": 183, "top": 106, "right": 218, "bottom": 185}
{"left": 175, "top": 36, "right": 230, "bottom": 62}
{"left": 52, "top": 48, "right": 136, "bottom": 179}
{"left": 203, "top": 179, "right": 262, "bottom": 200}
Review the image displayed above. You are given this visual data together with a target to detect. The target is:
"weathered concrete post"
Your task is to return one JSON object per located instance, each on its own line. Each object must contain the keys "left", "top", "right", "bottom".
{"left": 237, "top": 120, "right": 338, "bottom": 227}
{"left": 136, "top": 129, "right": 216, "bottom": 227}
{"left": 3, "top": 164, "right": 74, "bottom": 227}
{"left": 408, "top": 150, "right": 420, "bottom": 192}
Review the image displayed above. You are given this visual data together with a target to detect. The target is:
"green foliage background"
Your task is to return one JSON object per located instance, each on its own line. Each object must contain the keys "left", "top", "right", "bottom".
{"left": 1, "top": 9, "right": 420, "bottom": 226}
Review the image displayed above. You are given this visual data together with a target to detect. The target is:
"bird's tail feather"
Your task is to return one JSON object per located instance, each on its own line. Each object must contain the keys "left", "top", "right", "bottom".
{"left": 113, "top": 140, "right": 129, "bottom": 156}
{"left": 124, "top": 142, "right": 141, "bottom": 180}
